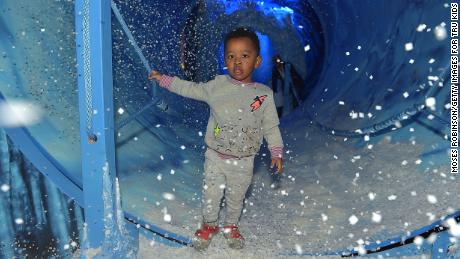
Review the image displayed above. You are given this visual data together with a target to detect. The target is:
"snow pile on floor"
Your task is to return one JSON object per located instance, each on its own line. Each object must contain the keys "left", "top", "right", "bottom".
{"left": 137, "top": 114, "right": 456, "bottom": 258}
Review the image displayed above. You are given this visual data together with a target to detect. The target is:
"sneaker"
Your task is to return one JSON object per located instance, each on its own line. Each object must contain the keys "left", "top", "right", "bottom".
{"left": 192, "top": 223, "right": 219, "bottom": 251}
{"left": 222, "top": 224, "right": 244, "bottom": 249}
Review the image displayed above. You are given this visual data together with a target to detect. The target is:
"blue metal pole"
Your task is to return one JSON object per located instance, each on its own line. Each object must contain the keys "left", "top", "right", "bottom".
{"left": 430, "top": 231, "right": 450, "bottom": 259}
{"left": 75, "top": 0, "right": 117, "bottom": 249}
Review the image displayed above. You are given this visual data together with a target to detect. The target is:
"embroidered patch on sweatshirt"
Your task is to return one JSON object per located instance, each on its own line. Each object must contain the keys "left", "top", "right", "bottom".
{"left": 250, "top": 95, "right": 268, "bottom": 112}
{"left": 214, "top": 124, "right": 221, "bottom": 139}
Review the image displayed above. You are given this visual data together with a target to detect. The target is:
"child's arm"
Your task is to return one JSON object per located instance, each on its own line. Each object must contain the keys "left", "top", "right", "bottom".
{"left": 262, "top": 92, "right": 284, "bottom": 174}
{"left": 148, "top": 70, "right": 211, "bottom": 102}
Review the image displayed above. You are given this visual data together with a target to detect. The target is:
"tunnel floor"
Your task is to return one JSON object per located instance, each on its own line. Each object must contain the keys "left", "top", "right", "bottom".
{"left": 118, "top": 106, "right": 458, "bottom": 257}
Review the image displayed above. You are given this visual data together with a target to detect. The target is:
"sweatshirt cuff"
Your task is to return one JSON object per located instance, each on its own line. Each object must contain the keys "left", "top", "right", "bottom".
{"left": 158, "top": 75, "right": 174, "bottom": 89}
{"left": 270, "top": 146, "right": 283, "bottom": 159}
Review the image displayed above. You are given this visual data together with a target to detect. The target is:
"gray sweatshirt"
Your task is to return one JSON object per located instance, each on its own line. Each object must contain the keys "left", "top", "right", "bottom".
{"left": 159, "top": 74, "right": 284, "bottom": 159}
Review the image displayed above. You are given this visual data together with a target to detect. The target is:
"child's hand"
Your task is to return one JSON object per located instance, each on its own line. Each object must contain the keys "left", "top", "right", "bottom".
{"left": 148, "top": 70, "right": 162, "bottom": 81}
{"left": 270, "top": 157, "right": 283, "bottom": 175}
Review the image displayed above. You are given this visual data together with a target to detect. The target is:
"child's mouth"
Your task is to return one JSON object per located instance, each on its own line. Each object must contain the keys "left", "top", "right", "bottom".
{"left": 234, "top": 67, "right": 243, "bottom": 75}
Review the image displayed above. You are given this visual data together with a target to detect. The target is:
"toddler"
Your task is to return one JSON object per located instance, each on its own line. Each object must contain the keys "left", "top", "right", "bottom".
{"left": 148, "top": 27, "right": 283, "bottom": 251}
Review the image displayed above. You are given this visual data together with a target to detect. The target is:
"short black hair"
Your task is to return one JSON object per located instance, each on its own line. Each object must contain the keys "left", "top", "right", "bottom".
{"left": 224, "top": 27, "right": 260, "bottom": 55}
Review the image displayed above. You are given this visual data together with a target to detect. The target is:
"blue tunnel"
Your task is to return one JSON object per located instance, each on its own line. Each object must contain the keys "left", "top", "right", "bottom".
{"left": 0, "top": 0, "right": 459, "bottom": 258}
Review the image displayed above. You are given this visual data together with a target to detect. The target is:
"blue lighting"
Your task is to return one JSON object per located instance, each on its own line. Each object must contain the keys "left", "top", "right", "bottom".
{"left": 253, "top": 32, "right": 277, "bottom": 84}
{"left": 218, "top": 0, "right": 241, "bottom": 14}
{"left": 218, "top": 0, "right": 295, "bottom": 23}
{"left": 271, "top": 6, "right": 294, "bottom": 14}
{"left": 257, "top": 4, "right": 294, "bottom": 23}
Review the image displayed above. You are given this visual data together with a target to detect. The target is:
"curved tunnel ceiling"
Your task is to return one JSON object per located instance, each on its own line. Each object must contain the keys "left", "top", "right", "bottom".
{"left": 0, "top": 0, "right": 458, "bottom": 256}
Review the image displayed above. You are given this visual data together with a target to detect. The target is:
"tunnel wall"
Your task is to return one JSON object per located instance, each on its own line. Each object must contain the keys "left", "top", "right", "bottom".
{"left": 304, "top": 0, "right": 450, "bottom": 133}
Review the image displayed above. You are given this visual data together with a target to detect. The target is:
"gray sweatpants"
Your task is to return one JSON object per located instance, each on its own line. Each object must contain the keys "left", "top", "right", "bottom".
{"left": 202, "top": 148, "right": 255, "bottom": 226}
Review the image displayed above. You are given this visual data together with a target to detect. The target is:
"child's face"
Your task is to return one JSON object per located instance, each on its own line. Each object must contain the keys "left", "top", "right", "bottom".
{"left": 224, "top": 37, "right": 261, "bottom": 83}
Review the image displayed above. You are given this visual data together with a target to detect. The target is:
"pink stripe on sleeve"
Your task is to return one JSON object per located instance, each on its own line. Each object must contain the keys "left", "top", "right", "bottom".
{"left": 270, "top": 146, "right": 283, "bottom": 159}
{"left": 158, "top": 75, "right": 174, "bottom": 89}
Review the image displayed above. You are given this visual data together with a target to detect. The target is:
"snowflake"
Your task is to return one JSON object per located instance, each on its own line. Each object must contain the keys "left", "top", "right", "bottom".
{"left": 1, "top": 184, "right": 10, "bottom": 192}
{"left": 372, "top": 212, "right": 382, "bottom": 223}
{"left": 427, "top": 194, "right": 437, "bottom": 204}
{"left": 425, "top": 97, "right": 436, "bottom": 110}
{"left": 349, "top": 215, "right": 359, "bottom": 225}
{"left": 356, "top": 245, "right": 366, "bottom": 255}
{"left": 445, "top": 218, "right": 460, "bottom": 237}
{"left": 162, "top": 192, "right": 175, "bottom": 200}
{"left": 163, "top": 214, "right": 172, "bottom": 222}
{"left": 404, "top": 42, "right": 414, "bottom": 51}
{"left": 416, "top": 24, "right": 427, "bottom": 32}
{"left": 414, "top": 236, "right": 424, "bottom": 246}
{"left": 295, "top": 244, "right": 303, "bottom": 254}
{"left": 387, "top": 195, "right": 397, "bottom": 200}
{"left": 368, "top": 192, "right": 376, "bottom": 200}
{"left": 349, "top": 111, "right": 358, "bottom": 119}
{"left": 434, "top": 25, "right": 447, "bottom": 41}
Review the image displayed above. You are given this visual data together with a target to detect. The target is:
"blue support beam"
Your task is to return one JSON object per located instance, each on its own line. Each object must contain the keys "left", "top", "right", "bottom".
{"left": 289, "top": 210, "right": 460, "bottom": 257}
{"left": 124, "top": 211, "right": 193, "bottom": 247}
{"left": 75, "top": 0, "right": 117, "bottom": 249}
{"left": 430, "top": 231, "right": 450, "bottom": 259}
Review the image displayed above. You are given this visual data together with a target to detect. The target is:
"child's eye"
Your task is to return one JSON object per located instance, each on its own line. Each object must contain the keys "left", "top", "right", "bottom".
{"left": 227, "top": 54, "right": 235, "bottom": 59}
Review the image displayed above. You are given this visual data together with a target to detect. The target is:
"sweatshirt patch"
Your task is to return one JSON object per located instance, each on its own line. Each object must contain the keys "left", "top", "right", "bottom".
{"left": 214, "top": 124, "right": 221, "bottom": 139}
{"left": 250, "top": 95, "right": 268, "bottom": 112}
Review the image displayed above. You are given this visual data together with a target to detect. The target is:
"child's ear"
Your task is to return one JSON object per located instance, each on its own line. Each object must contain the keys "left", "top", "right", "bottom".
{"left": 255, "top": 55, "right": 262, "bottom": 68}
